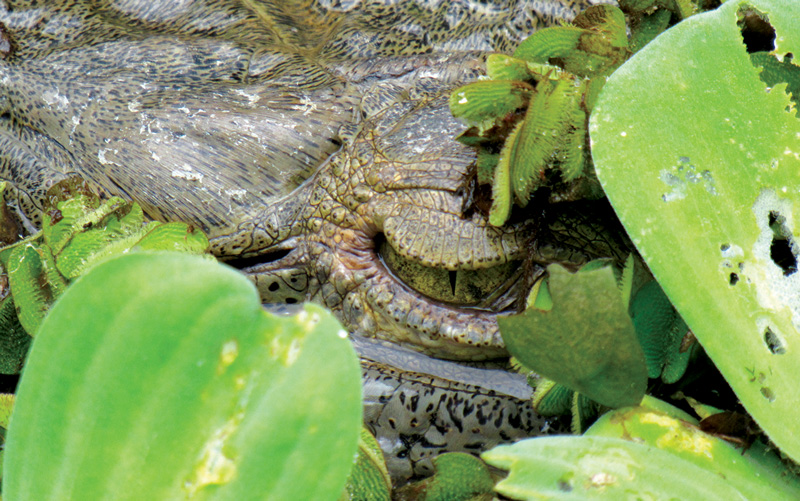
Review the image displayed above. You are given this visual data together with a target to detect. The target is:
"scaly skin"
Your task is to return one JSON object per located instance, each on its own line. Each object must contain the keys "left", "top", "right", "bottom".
{"left": 0, "top": 0, "right": 626, "bottom": 480}
{"left": 356, "top": 337, "right": 550, "bottom": 481}
{"left": 0, "top": 0, "right": 618, "bottom": 359}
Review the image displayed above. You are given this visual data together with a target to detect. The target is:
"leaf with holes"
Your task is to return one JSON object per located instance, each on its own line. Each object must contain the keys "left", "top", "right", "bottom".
{"left": 3, "top": 253, "right": 362, "bottom": 500}
{"left": 590, "top": 0, "right": 800, "bottom": 461}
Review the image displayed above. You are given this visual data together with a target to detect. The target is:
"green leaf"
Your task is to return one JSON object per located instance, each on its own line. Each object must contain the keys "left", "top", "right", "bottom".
{"left": 513, "top": 26, "right": 585, "bottom": 64}
{"left": 341, "top": 428, "right": 391, "bottom": 501}
{"left": 484, "top": 395, "right": 800, "bottom": 500}
{"left": 499, "top": 261, "right": 647, "bottom": 409}
{"left": 531, "top": 379, "right": 573, "bottom": 416}
{"left": 476, "top": 150, "right": 500, "bottom": 186}
{"left": 394, "top": 453, "right": 494, "bottom": 501}
{"left": 569, "top": 392, "right": 603, "bottom": 434}
{"left": 590, "top": 0, "right": 800, "bottom": 461}
{"left": 628, "top": 8, "right": 672, "bottom": 54}
{"left": 7, "top": 243, "right": 66, "bottom": 334}
{"left": 559, "top": 6, "right": 629, "bottom": 77}
{"left": 44, "top": 196, "right": 128, "bottom": 256}
{"left": 483, "top": 435, "right": 745, "bottom": 500}
{"left": 750, "top": 51, "right": 800, "bottom": 111}
{"left": 0, "top": 394, "right": 14, "bottom": 429}
{"left": 449, "top": 80, "right": 533, "bottom": 132}
{"left": 584, "top": 399, "right": 800, "bottom": 500}
{"left": 486, "top": 54, "right": 535, "bottom": 82}
{"left": 489, "top": 122, "right": 517, "bottom": 226}
{"left": 630, "top": 280, "right": 692, "bottom": 382}
{"left": 0, "top": 295, "right": 30, "bottom": 374}
{"left": 133, "top": 222, "right": 209, "bottom": 253}
{"left": 3, "top": 253, "right": 362, "bottom": 500}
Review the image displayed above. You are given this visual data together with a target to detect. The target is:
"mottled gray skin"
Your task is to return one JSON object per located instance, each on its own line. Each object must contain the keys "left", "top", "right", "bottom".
{"left": 358, "top": 337, "right": 550, "bottom": 481}
{"left": 0, "top": 0, "right": 621, "bottom": 359}
{"left": 0, "top": 0, "right": 622, "bottom": 480}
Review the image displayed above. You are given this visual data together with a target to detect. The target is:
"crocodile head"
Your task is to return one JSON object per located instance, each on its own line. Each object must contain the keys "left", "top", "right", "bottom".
{"left": 0, "top": 0, "right": 620, "bottom": 361}
{"left": 224, "top": 63, "right": 537, "bottom": 360}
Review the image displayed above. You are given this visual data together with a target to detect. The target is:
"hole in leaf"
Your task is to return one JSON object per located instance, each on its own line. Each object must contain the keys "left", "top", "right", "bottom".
{"left": 768, "top": 211, "right": 798, "bottom": 276}
{"left": 763, "top": 327, "right": 786, "bottom": 354}
{"left": 738, "top": 5, "right": 775, "bottom": 53}
{"left": 740, "top": 7, "right": 800, "bottom": 114}
{"left": 729, "top": 272, "right": 739, "bottom": 286}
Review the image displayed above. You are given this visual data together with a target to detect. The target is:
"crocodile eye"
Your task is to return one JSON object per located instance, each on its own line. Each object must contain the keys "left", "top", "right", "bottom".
{"left": 376, "top": 236, "right": 522, "bottom": 308}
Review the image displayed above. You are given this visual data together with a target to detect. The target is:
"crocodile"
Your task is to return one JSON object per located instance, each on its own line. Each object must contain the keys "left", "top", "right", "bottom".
{"left": 0, "top": 0, "right": 626, "bottom": 481}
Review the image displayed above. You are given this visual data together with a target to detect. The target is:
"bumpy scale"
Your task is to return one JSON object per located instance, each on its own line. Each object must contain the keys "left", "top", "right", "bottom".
{"left": 0, "top": 0, "right": 621, "bottom": 480}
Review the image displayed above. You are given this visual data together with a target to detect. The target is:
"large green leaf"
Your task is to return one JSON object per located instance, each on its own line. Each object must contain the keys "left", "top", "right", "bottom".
{"left": 3, "top": 252, "right": 362, "bottom": 500}
{"left": 483, "top": 397, "right": 800, "bottom": 500}
{"left": 590, "top": 0, "right": 800, "bottom": 460}
{"left": 483, "top": 435, "right": 743, "bottom": 500}
{"left": 584, "top": 398, "right": 800, "bottom": 500}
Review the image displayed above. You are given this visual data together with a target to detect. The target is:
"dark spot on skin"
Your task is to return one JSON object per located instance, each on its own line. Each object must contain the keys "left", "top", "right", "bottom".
{"left": 463, "top": 401, "right": 474, "bottom": 417}
{"left": 0, "top": 22, "right": 16, "bottom": 59}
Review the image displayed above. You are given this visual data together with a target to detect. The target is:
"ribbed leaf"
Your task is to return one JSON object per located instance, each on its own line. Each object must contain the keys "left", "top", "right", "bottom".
{"left": 0, "top": 296, "right": 30, "bottom": 374}
{"left": 489, "top": 121, "right": 518, "bottom": 226}
{"left": 7, "top": 243, "right": 66, "bottom": 335}
{"left": 486, "top": 54, "right": 534, "bottom": 82}
{"left": 532, "top": 379, "right": 574, "bottom": 416}
{"left": 4, "top": 253, "right": 362, "bottom": 500}
{"left": 510, "top": 77, "right": 580, "bottom": 202}
{"left": 513, "top": 26, "right": 585, "bottom": 64}
{"left": 449, "top": 80, "right": 532, "bottom": 132}
{"left": 340, "top": 428, "right": 391, "bottom": 501}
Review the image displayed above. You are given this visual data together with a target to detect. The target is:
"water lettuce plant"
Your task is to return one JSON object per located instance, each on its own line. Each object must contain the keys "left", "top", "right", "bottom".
{"left": 2, "top": 253, "right": 362, "bottom": 499}
{"left": 0, "top": 178, "right": 208, "bottom": 338}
